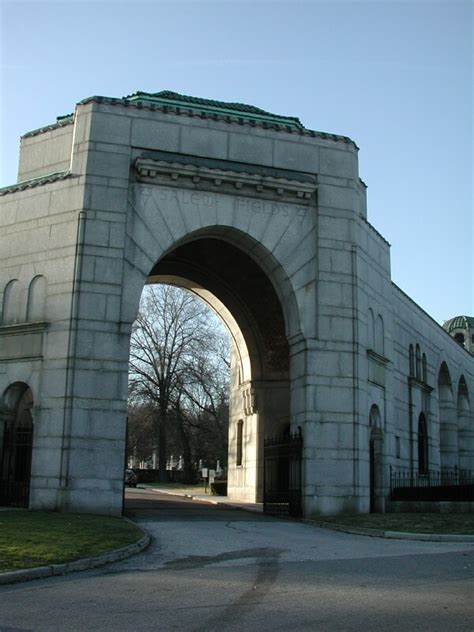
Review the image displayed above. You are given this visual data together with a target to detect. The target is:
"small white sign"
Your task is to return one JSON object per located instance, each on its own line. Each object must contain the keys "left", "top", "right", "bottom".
{"left": 209, "top": 469, "right": 216, "bottom": 484}
{"left": 201, "top": 468, "right": 208, "bottom": 478}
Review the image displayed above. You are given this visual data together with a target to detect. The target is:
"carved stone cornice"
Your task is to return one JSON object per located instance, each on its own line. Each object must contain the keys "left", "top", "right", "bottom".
{"left": 367, "top": 349, "right": 390, "bottom": 365}
{"left": 0, "top": 321, "right": 48, "bottom": 336}
{"left": 0, "top": 321, "right": 48, "bottom": 361}
{"left": 135, "top": 157, "right": 317, "bottom": 205}
{"left": 408, "top": 376, "right": 434, "bottom": 393}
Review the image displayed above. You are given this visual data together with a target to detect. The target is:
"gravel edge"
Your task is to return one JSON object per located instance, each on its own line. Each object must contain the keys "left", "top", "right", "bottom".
{"left": 0, "top": 521, "right": 151, "bottom": 586}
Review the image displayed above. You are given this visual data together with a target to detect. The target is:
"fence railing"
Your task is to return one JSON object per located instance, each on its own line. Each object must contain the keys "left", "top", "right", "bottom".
{"left": 390, "top": 466, "right": 474, "bottom": 502}
{"left": 264, "top": 429, "right": 303, "bottom": 517}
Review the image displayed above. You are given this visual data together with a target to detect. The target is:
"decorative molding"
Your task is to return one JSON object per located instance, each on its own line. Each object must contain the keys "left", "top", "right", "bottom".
{"left": 243, "top": 386, "right": 257, "bottom": 416}
{"left": 0, "top": 172, "right": 75, "bottom": 197}
{"left": 135, "top": 157, "right": 317, "bottom": 205}
{"left": 0, "top": 321, "right": 48, "bottom": 361}
{"left": 0, "top": 321, "right": 48, "bottom": 336}
{"left": 367, "top": 349, "right": 390, "bottom": 365}
{"left": 408, "top": 376, "right": 434, "bottom": 393}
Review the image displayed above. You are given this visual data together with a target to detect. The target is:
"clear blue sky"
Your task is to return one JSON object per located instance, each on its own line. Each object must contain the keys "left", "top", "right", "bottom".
{"left": 1, "top": 0, "right": 472, "bottom": 324}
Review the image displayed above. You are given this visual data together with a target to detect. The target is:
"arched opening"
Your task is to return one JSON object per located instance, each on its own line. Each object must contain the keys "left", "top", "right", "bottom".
{"left": 417, "top": 412, "right": 429, "bottom": 475}
{"left": 409, "top": 344, "right": 415, "bottom": 377}
{"left": 127, "top": 233, "right": 292, "bottom": 505}
{"left": 369, "top": 404, "right": 383, "bottom": 513}
{"left": 422, "top": 353, "right": 427, "bottom": 384}
{"left": 415, "top": 344, "right": 421, "bottom": 380}
{"left": 0, "top": 382, "right": 34, "bottom": 508}
{"left": 375, "top": 315, "right": 384, "bottom": 355}
{"left": 368, "top": 309, "right": 375, "bottom": 349}
{"left": 26, "top": 275, "right": 47, "bottom": 321}
{"left": 437, "top": 362, "right": 458, "bottom": 470}
{"left": 457, "top": 376, "right": 472, "bottom": 471}
{"left": 1, "top": 279, "right": 20, "bottom": 324}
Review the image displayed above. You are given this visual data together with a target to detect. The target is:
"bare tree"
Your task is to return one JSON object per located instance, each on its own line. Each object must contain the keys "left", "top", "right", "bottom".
{"left": 128, "top": 284, "right": 229, "bottom": 481}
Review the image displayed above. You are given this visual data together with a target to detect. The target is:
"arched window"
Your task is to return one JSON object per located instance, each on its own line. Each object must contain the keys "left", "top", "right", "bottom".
{"left": 26, "top": 275, "right": 47, "bottom": 321}
{"left": 375, "top": 315, "right": 384, "bottom": 355}
{"left": 369, "top": 404, "right": 381, "bottom": 429}
{"left": 236, "top": 420, "right": 244, "bottom": 466}
{"left": 2, "top": 279, "right": 20, "bottom": 324}
{"left": 418, "top": 413, "right": 429, "bottom": 475}
{"left": 409, "top": 344, "right": 414, "bottom": 376}
{"left": 457, "top": 376, "right": 471, "bottom": 471}
{"left": 415, "top": 344, "right": 421, "bottom": 380}
{"left": 422, "top": 353, "right": 427, "bottom": 383}
{"left": 368, "top": 308, "right": 375, "bottom": 349}
{"left": 454, "top": 333, "right": 465, "bottom": 347}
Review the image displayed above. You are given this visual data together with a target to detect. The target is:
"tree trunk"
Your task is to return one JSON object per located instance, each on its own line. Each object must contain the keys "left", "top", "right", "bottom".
{"left": 156, "top": 407, "right": 168, "bottom": 483}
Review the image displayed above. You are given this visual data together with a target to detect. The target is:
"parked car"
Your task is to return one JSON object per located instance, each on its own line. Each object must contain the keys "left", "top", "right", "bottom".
{"left": 125, "top": 469, "right": 138, "bottom": 488}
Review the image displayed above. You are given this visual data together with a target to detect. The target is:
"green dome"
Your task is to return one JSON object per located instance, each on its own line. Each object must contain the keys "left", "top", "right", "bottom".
{"left": 443, "top": 315, "right": 474, "bottom": 333}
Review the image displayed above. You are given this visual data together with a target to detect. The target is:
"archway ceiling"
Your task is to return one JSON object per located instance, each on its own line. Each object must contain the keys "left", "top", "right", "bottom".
{"left": 149, "top": 238, "right": 289, "bottom": 375}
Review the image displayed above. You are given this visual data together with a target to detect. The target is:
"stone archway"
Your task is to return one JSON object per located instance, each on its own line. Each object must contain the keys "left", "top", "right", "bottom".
{"left": 144, "top": 234, "right": 293, "bottom": 503}
{"left": 0, "top": 382, "right": 34, "bottom": 508}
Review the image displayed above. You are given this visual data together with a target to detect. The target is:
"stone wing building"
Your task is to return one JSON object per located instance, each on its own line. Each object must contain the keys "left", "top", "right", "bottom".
{"left": 0, "top": 91, "right": 473, "bottom": 516}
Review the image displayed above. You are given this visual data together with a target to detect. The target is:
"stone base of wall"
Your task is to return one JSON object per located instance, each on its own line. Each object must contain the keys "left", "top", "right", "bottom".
{"left": 388, "top": 501, "right": 474, "bottom": 513}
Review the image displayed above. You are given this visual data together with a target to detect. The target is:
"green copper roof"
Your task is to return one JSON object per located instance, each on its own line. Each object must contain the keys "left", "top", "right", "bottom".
{"left": 23, "top": 90, "right": 356, "bottom": 147}
{"left": 443, "top": 315, "right": 474, "bottom": 333}
{"left": 123, "top": 90, "right": 304, "bottom": 129}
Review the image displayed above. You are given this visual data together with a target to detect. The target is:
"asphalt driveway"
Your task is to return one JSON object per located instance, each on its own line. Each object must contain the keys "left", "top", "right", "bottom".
{"left": 0, "top": 488, "right": 473, "bottom": 631}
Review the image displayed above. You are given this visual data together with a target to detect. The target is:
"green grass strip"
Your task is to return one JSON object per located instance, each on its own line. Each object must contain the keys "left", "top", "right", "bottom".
{"left": 0, "top": 511, "right": 142, "bottom": 573}
{"left": 319, "top": 513, "right": 474, "bottom": 534}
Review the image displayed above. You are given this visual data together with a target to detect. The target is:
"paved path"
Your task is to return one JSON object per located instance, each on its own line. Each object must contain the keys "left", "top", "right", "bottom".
{"left": 0, "top": 488, "right": 473, "bottom": 631}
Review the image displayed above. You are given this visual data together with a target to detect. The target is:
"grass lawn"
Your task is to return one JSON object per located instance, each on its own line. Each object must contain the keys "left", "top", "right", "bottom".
{"left": 0, "top": 511, "right": 143, "bottom": 573}
{"left": 319, "top": 512, "right": 474, "bottom": 534}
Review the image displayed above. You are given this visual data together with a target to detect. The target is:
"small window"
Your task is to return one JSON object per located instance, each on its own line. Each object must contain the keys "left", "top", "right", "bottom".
{"left": 395, "top": 436, "right": 401, "bottom": 459}
{"left": 422, "top": 354, "right": 427, "bottom": 383}
{"left": 454, "top": 333, "right": 465, "bottom": 347}
{"left": 236, "top": 420, "right": 243, "bottom": 466}
{"left": 409, "top": 345, "right": 414, "bottom": 376}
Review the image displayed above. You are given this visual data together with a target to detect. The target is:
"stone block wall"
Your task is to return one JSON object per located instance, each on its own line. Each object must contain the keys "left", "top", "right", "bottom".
{"left": 18, "top": 122, "right": 74, "bottom": 182}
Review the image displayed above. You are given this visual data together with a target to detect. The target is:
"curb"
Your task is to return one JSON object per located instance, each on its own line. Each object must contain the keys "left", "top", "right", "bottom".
{"left": 307, "top": 520, "right": 474, "bottom": 542}
{"left": 149, "top": 488, "right": 219, "bottom": 504}
{"left": 149, "top": 488, "right": 264, "bottom": 512}
{"left": 0, "top": 522, "right": 151, "bottom": 586}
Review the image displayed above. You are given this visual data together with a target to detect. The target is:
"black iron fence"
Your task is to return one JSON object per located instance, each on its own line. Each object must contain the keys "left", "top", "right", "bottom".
{"left": 390, "top": 466, "right": 474, "bottom": 502}
{"left": 263, "top": 429, "right": 303, "bottom": 517}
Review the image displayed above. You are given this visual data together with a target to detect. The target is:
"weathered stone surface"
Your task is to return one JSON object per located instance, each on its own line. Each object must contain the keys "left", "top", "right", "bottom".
{"left": 0, "top": 92, "right": 472, "bottom": 519}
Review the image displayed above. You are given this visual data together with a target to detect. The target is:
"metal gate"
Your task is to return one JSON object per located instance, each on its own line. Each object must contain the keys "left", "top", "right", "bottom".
{"left": 263, "top": 428, "right": 303, "bottom": 517}
{"left": 0, "top": 420, "right": 34, "bottom": 508}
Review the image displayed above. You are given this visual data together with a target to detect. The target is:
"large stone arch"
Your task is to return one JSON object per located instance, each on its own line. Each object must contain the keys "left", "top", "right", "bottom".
{"left": 52, "top": 172, "right": 318, "bottom": 515}
{"left": 140, "top": 231, "right": 298, "bottom": 503}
